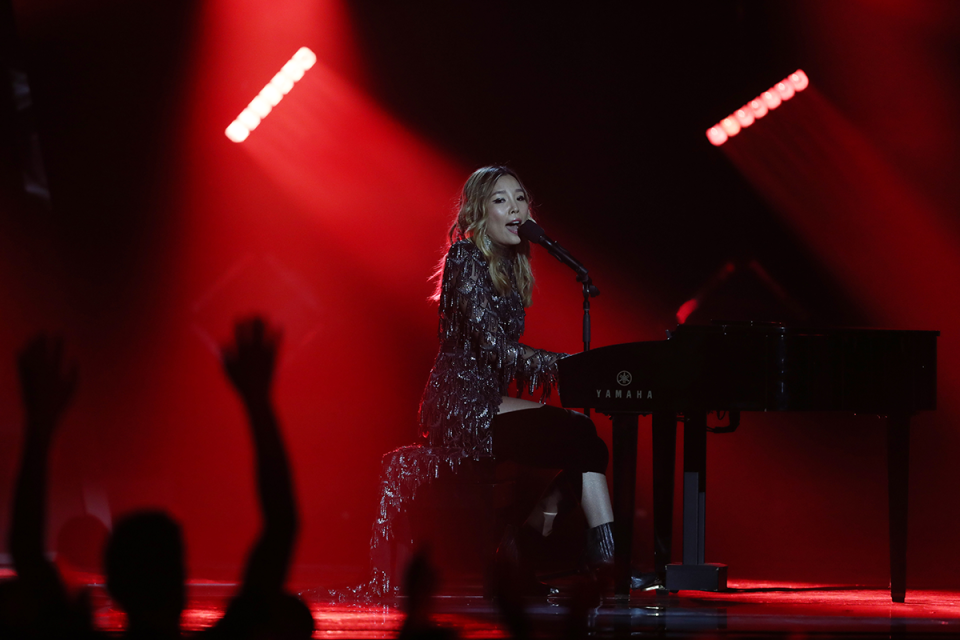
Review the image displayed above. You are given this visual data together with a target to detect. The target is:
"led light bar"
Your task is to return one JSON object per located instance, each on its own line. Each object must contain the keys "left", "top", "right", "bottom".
{"left": 225, "top": 47, "right": 318, "bottom": 143}
{"left": 706, "top": 70, "right": 809, "bottom": 146}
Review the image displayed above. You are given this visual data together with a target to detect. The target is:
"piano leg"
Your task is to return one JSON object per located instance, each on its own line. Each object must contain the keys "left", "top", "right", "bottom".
{"left": 887, "top": 412, "right": 910, "bottom": 603}
{"left": 683, "top": 412, "right": 707, "bottom": 566}
{"left": 665, "top": 411, "right": 727, "bottom": 592}
{"left": 652, "top": 412, "right": 676, "bottom": 584}
{"left": 611, "top": 414, "right": 639, "bottom": 599}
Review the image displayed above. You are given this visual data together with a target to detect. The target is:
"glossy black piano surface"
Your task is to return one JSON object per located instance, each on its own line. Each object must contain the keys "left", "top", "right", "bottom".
{"left": 557, "top": 322, "right": 939, "bottom": 603}
{"left": 559, "top": 322, "right": 938, "bottom": 414}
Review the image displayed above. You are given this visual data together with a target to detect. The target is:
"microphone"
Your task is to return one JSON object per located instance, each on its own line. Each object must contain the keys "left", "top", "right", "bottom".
{"left": 518, "top": 220, "right": 599, "bottom": 297}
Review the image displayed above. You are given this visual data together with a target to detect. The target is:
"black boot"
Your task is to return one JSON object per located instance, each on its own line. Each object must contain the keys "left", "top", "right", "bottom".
{"left": 585, "top": 522, "right": 662, "bottom": 591}
{"left": 584, "top": 522, "right": 614, "bottom": 572}
{"left": 494, "top": 525, "right": 559, "bottom": 598}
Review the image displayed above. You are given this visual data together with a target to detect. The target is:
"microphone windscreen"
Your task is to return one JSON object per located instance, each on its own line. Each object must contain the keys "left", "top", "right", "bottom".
{"left": 518, "top": 220, "right": 545, "bottom": 243}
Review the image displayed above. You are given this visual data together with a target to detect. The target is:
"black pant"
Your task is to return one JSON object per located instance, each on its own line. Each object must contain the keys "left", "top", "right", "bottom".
{"left": 491, "top": 405, "right": 609, "bottom": 474}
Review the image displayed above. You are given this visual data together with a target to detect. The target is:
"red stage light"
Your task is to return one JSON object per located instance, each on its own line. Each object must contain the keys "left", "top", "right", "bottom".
{"left": 761, "top": 89, "right": 782, "bottom": 110}
{"left": 789, "top": 70, "right": 809, "bottom": 91}
{"left": 707, "top": 125, "right": 728, "bottom": 146}
{"left": 237, "top": 108, "right": 261, "bottom": 129}
{"left": 270, "top": 71, "right": 294, "bottom": 95}
{"left": 225, "top": 47, "right": 317, "bottom": 143}
{"left": 260, "top": 85, "right": 283, "bottom": 107}
{"left": 248, "top": 96, "right": 272, "bottom": 118}
{"left": 749, "top": 97, "right": 768, "bottom": 119}
{"left": 293, "top": 47, "right": 317, "bottom": 70}
{"left": 705, "top": 70, "right": 808, "bottom": 146}
{"left": 721, "top": 116, "right": 742, "bottom": 137}
{"left": 281, "top": 60, "right": 305, "bottom": 82}
{"left": 225, "top": 121, "right": 249, "bottom": 143}
{"left": 775, "top": 81, "right": 796, "bottom": 101}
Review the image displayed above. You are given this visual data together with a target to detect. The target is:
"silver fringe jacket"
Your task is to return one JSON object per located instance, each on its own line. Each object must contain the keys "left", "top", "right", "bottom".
{"left": 419, "top": 239, "right": 565, "bottom": 458}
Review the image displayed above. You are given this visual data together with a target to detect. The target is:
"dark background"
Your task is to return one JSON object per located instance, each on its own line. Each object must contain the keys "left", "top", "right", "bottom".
{"left": 1, "top": 0, "right": 958, "bottom": 589}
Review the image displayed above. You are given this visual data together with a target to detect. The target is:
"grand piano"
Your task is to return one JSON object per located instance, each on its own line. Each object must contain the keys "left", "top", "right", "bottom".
{"left": 558, "top": 322, "right": 938, "bottom": 603}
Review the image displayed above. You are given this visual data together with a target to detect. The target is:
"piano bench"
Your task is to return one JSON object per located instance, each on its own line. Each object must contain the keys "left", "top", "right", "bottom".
{"left": 376, "top": 446, "right": 580, "bottom": 594}
{"left": 405, "top": 458, "right": 523, "bottom": 586}
{"left": 380, "top": 453, "right": 576, "bottom": 591}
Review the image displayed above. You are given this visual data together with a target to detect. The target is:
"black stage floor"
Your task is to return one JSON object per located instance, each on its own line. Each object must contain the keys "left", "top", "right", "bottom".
{"left": 10, "top": 567, "right": 958, "bottom": 639}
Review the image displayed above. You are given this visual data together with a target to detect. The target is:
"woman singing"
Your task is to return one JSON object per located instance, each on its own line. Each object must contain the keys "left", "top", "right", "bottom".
{"left": 418, "top": 165, "right": 618, "bottom": 594}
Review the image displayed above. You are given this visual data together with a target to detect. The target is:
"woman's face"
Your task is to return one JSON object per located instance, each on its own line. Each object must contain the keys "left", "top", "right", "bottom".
{"left": 483, "top": 174, "right": 529, "bottom": 247}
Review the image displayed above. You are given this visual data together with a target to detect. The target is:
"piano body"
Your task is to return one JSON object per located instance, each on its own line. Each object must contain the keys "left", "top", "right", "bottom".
{"left": 558, "top": 322, "right": 938, "bottom": 602}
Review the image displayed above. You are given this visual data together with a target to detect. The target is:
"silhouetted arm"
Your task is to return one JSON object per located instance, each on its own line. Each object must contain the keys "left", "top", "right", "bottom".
{"left": 9, "top": 336, "right": 78, "bottom": 623}
{"left": 221, "top": 318, "right": 298, "bottom": 599}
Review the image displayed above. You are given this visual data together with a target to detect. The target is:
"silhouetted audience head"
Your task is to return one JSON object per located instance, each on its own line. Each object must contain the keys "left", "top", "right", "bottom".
{"left": 7, "top": 321, "right": 300, "bottom": 639}
{"left": 401, "top": 547, "right": 438, "bottom": 616}
{"left": 105, "top": 511, "right": 185, "bottom": 627}
{"left": 398, "top": 549, "right": 458, "bottom": 640}
{"left": 241, "top": 592, "right": 314, "bottom": 640}
{"left": 0, "top": 578, "right": 29, "bottom": 637}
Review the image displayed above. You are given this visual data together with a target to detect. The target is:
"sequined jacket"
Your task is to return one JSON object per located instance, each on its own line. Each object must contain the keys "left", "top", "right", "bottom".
{"left": 418, "top": 240, "right": 565, "bottom": 458}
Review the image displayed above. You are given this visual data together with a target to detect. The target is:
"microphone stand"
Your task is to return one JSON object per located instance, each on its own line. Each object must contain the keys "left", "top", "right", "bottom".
{"left": 579, "top": 272, "right": 599, "bottom": 352}
{"left": 542, "top": 250, "right": 599, "bottom": 352}
{"left": 577, "top": 272, "right": 600, "bottom": 416}
{"left": 532, "top": 235, "right": 599, "bottom": 351}
{"left": 519, "top": 220, "right": 600, "bottom": 412}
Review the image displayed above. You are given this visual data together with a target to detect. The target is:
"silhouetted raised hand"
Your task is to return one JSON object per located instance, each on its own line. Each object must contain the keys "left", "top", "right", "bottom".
{"left": 12, "top": 335, "right": 78, "bottom": 575}
{"left": 222, "top": 316, "right": 279, "bottom": 406}
{"left": 208, "top": 316, "right": 300, "bottom": 638}
{"left": 102, "top": 317, "right": 301, "bottom": 639}
{"left": 8, "top": 335, "right": 95, "bottom": 638}
{"left": 18, "top": 335, "right": 77, "bottom": 437}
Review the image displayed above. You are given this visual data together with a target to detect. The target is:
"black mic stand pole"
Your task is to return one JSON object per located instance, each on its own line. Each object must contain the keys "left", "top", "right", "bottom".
{"left": 581, "top": 275, "right": 597, "bottom": 352}
{"left": 518, "top": 220, "right": 600, "bottom": 412}
{"left": 577, "top": 272, "right": 599, "bottom": 415}
{"left": 534, "top": 236, "right": 599, "bottom": 352}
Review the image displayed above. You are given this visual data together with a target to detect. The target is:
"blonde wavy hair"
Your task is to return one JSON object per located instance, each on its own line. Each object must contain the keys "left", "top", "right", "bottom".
{"left": 432, "top": 166, "right": 535, "bottom": 307}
